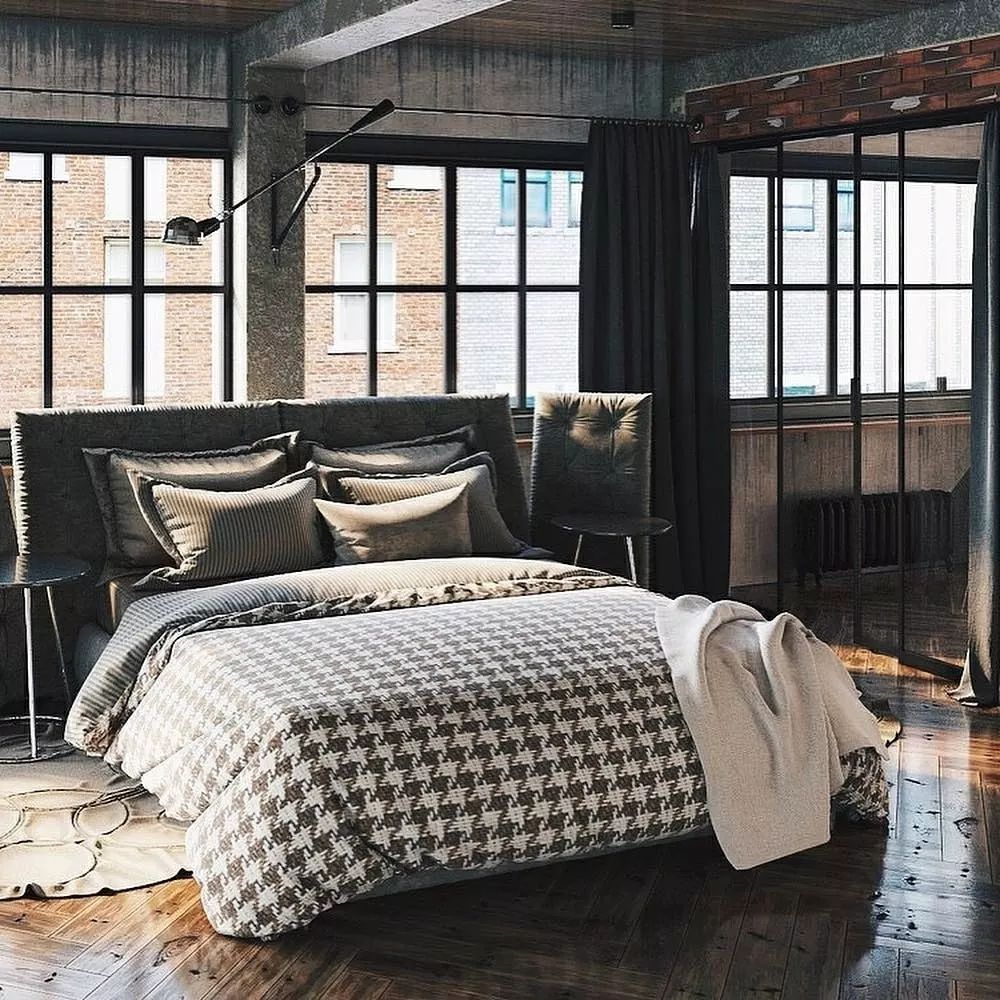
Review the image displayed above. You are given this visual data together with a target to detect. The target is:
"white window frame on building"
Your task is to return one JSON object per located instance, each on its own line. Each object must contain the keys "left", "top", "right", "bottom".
{"left": 5, "top": 152, "right": 68, "bottom": 182}
{"left": 332, "top": 237, "right": 397, "bottom": 353}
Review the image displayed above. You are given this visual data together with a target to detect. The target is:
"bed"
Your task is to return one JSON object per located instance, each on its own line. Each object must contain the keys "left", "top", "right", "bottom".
{"left": 11, "top": 395, "right": 889, "bottom": 940}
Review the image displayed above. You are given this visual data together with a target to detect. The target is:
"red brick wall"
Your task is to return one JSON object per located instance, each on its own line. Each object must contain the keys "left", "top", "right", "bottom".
{"left": 689, "top": 35, "right": 1000, "bottom": 143}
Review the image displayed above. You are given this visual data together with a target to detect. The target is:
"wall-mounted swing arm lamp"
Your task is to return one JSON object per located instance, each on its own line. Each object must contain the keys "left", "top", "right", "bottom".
{"left": 162, "top": 98, "right": 396, "bottom": 250}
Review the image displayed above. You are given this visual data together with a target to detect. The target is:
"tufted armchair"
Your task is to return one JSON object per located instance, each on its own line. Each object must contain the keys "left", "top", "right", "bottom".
{"left": 530, "top": 392, "right": 653, "bottom": 584}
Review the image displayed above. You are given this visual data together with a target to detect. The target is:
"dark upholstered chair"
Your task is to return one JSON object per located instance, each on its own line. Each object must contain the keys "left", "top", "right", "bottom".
{"left": 530, "top": 392, "right": 653, "bottom": 584}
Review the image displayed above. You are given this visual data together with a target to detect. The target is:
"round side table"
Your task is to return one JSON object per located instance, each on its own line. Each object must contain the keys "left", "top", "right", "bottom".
{"left": 551, "top": 514, "right": 673, "bottom": 584}
{"left": 0, "top": 554, "right": 89, "bottom": 763}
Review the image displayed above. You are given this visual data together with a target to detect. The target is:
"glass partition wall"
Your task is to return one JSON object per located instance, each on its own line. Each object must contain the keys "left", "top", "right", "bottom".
{"left": 729, "top": 119, "right": 978, "bottom": 677}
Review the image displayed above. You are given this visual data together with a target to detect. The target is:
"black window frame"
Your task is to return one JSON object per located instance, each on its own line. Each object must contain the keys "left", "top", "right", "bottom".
{"left": 304, "top": 134, "right": 585, "bottom": 425}
{"left": 0, "top": 121, "right": 233, "bottom": 459}
{"left": 727, "top": 135, "right": 979, "bottom": 421}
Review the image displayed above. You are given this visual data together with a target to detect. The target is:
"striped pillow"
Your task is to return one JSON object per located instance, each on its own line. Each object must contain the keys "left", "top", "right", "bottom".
{"left": 133, "top": 477, "right": 324, "bottom": 589}
{"left": 315, "top": 485, "right": 472, "bottom": 564}
{"left": 337, "top": 465, "right": 520, "bottom": 555}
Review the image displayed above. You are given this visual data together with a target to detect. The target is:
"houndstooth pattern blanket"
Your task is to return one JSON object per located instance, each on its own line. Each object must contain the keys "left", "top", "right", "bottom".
{"left": 68, "top": 560, "right": 887, "bottom": 938}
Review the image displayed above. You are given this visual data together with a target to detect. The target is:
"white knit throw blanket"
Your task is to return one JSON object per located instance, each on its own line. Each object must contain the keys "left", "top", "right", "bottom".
{"left": 656, "top": 596, "right": 887, "bottom": 869}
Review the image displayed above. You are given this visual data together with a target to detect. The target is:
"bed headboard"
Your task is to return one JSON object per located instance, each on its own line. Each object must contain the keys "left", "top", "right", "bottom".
{"left": 11, "top": 394, "right": 527, "bottom": 652}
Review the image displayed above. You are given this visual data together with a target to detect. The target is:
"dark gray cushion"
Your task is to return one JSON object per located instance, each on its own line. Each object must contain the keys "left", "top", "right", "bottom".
{"left": 315, "top": 485, "right": 472, "bottom": 564}
{"left": 134, "top": 476, "right": 324, "bottom": 589}
{"left": 84, "top": 431, "right": 297, "bottom": 580}
{"left": 338, "top": 465, "right": 519, "bottom": 555}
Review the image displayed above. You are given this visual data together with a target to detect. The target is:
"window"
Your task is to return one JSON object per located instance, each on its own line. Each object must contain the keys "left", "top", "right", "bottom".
{"left": 333, "top": 238, "right": 396, "bottom": 352}
{"left": 837, "top": 179, "right": 854, "bottom": 233}
{"left": 568, "top": 171, "right": 583, "bottom": 227}
{"left": 728, "top": 134, "right": 975, "bottom": 402}
{"left": 387, "top": 165, "right": 442, "bottom": 190}
{"left": 500, "top": 168, "right": 552, "bottom": 227}
{"left": 0, "top": 146, "right": 229, "bottom": 425}
{"left": 782, "top": 178, "right": 815, "bottom": 231}
{"left": 5, "top": 152, "right": 68, "bottom": 181}
{"left": 305, "top": 157, "right": 581, "bottom": 405}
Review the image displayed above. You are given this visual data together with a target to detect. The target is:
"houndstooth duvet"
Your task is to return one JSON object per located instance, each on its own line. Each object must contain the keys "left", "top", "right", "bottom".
{"left": 67, "top": 558, "right": 888, "bottom": 939}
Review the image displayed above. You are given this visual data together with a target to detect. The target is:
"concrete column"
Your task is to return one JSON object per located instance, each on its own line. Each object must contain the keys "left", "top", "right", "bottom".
{"left": 231, "top": 66, "right": 307, "bottom": 400}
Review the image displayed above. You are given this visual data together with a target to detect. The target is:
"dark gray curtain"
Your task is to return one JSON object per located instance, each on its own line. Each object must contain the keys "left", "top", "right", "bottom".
{"left": 579, "top": 122, "right": 730, "bottom": 598}
{"left": 959, "top": 108, "right": 1000, "bottom": 706}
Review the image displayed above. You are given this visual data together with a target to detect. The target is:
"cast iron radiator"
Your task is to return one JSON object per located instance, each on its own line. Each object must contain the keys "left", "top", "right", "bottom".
{"left": 796, "top": 490, "right": 952, "bottom": 585}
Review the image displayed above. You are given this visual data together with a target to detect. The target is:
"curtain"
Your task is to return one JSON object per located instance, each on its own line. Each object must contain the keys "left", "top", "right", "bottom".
{"left": 579, "top": 122, "right": 730, "bottom": 598}
{"left": 957, "top": 108, "right": 1000, "bottom": 706}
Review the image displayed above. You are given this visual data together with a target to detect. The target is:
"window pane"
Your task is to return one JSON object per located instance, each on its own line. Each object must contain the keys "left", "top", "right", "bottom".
{"left": 782, "top": 178, "right": 826, "bottom": 283}
{"left": 860, "top": 179, "right": 899, "bottom": 284}
{"left": 306, "top": 164, "right": 369, "bottom": 285}
{"left": 526, "top": 170, "right": 580, "bottom": 284}
{"left": 305, "top": 293, "right": 369, "bottom": 398}
{"left": 526, "top": 171, "right": 551, "bottom": 227}
{"left": 837, "top": 180, "right": 854, "bottom": 284}
{"left": 729, "top": 175, "right": 769, "bottom": 285}
{"left": 859, "top": 289, "right": 898, "bottom": 394}
{"left": 903, "top": 289, "right": 971, "bottom": 392}
{"left": 0, "top": 152, "right": 44, "bottom": 286}
{"left": 0, "top": 296, "right": 43, "bottom": 423}
{"left": 336, "top": 238, "right": 368, "bottom": 285}
{"left": 903, "top": 182, "right": 975, "bottom": 285}
{"left": 377, "top": 293, "right": 444, "bottom": 395}
{"left": 458, "top": 168, "right": 516, "bottom": 284}
{"left": 837, "top": 289, "right": 853, "bottom": 394}
{"left": 782, "top": 291, "right": 827, "bottom": 396}
{"left": 104, "top": 156, "right": 131, "bottom": 222}
{"left": 378, "top": 164, "right": 443, "bottom": 284}
{"left": 155, "top": 157, "right": 224, "bottom": 284}
{"left": 52, "top": 294, "right": 130, "bottom": 407}
{"left": 730, "top": 290, "right": 769, "bottom": 398}
{"left": 54, "top": 156, "right": 129, "bottom": 285}
{"left": 146, "top": 293, "right": 224, "bottom": 404}
{"left": 526, "top": 292, "right": 578, "bottom": 403}
{"left": 457, "top": 292, "right": 517, "bottom": 399}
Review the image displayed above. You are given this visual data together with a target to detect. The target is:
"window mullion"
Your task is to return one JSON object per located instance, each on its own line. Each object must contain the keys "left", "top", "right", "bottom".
{"left": 367, "top": 162, "right": 378, "bottom": 396}
{"left": 445, "top": 165, "right": 457, "bottom": 393}
{"left": 42, "top": 152, "right": 53, "bottom": 408}
{"left": 517, "top": 168, "right": 527, "bottom": 409}
{"left": 131, "top": 152, "right": 145, "bottom": 405}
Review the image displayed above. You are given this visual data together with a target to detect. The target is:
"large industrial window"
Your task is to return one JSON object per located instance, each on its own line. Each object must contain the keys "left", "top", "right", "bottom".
{"left": 305, "top": 155, "right": 582, "bottom": 408}
{"left": 0, "top": 136, "right": 230, "bottom": 431}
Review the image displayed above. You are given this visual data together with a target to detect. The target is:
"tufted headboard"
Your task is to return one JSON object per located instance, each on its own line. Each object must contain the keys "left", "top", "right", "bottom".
{"left": 11, "top": 394, "right": 527, "bottom": 659}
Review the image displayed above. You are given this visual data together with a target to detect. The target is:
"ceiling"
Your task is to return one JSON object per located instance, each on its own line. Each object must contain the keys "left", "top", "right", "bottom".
{"left": 425, "top": 0, "right": 950, "bottom": 60}
{"left": 0, "top": 0, "right": 300, "bottom": 30}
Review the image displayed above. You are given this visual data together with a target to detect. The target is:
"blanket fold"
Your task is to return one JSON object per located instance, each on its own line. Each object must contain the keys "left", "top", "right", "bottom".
{"left": 656, "top": 595, "right": 888, "bottom": 869}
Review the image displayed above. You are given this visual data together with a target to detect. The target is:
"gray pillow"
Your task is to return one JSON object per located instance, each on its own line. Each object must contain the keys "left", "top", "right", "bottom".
{"left": 315, "top": 485, "right": 472, "bottom": 565}
{"left": 134, "top": 476, "right": 324, "bottom": 589}
{"left": 337, "top": 465, "right": 519, "bottom": 555}
{"left": 312, "top": 450, "right": 498, "bottom": 501}
{"left": 84, "top": 432, "right": 298, "bottom": 580}
{"left": 302, "top": 423, "right": 478, "bottom": 476}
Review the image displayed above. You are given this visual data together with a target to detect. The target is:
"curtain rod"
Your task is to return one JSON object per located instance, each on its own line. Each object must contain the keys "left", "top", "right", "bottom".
{"left": 299, "top": 99, "right": 704, "bottom": 131}
{"left": 0, "top": 84, "right": 704, "bottom": 131}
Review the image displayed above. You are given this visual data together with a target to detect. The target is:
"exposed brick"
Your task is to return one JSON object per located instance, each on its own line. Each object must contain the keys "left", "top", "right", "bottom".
{"left": 781, "top": 81, "right": 823, "bottom": 100}
{"left": 839, "top": 87, "right": 882, "bottom": 107}
{"left": 934, "top": 73, "right": 974, "bottom": 94}
{"left": 802, "top": 93, "right": 842, "bottom": 112}
{"left": 948, "top": 52, "right": 996, "bottom": 73}
{"left": 768, "top": 99, "right": 804, "bottom": 115}
{"left": 716, "top": 121, "right": 750, "bottom": 139}
{"left": 902, "top": 60, "right": 953, "bottom": 82}
{"left": 946, "top": 88, "right": 989, "bottom": 108}
{"left": 783, "top": 112, "right": 821, "bottom": 132}
{"left": 881, "top": 49, "right": 924, "bottom": 67}
{"left": 809, "top": 64, "right": 842, "bottom": 82}
{"left": 962, "top": 84, "right": 1000, "bottom": 105}
{"left": 820, "top": 107, "right": 861, "bottom": 125}
{"left": 880, "top": 81, "right": 924, "bottom": 100}
{"left": 858, "top": 67, "right": 901, "bottom": 87}
{"left": 843, "top": 56, "right": 885, "bottom": 75}
{"left": 972, "top": 67, "right": 1000, "bottom": 88}
{"left": 971, "top": 35, "right": 1000, "bottom": 54}
{"left": 922, "top": 40, "right": 971, "bottom": 60}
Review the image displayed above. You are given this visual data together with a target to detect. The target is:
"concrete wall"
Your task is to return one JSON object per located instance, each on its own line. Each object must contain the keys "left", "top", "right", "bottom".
{"left": 0, "top": 15, "right": 228, "bottom": 127}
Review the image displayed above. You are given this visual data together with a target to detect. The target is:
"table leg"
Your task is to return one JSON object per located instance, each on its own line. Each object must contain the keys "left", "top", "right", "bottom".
{"left": 23, "top": 587, "right": 37, "bottom": 759}
{"left": 625, "top": 536, "right": 638, "bottom": 585}
{"left": 46, "top": 585, "right": 73, "bottom": 709}
{"left": 573, "top": 533, "right": 584, "bottom": 566}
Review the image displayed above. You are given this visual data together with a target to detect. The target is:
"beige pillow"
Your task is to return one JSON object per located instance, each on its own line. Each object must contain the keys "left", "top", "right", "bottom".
{"left": 315, "top": 484, "right": 472, "bottom": 565}
{"left": 337, "top": 465, "right": 519, "bottom": 554}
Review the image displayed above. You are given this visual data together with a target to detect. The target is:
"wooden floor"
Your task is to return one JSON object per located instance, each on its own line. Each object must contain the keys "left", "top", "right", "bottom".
{"left": 3, "top": 649, "right": 1000, "bottom": 999}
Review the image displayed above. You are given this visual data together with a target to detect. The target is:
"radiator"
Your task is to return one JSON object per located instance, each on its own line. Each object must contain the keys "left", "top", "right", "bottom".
{"left": 796, "top": 490, "right": 952, "bottom": 585}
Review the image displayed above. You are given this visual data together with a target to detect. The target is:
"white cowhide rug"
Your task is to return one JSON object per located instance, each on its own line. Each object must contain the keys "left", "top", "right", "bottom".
{"left": 0, "top": 741, "right": 189, "bottom": 899}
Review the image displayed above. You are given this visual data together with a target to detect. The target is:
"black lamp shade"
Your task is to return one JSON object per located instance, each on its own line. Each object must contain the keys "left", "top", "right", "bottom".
{"left": 162, "top": 215, "right": 222, "bottom": 246}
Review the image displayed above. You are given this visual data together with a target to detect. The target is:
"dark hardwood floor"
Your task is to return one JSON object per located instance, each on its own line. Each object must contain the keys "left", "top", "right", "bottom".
{"left": 2, "top": 648, "right": 999, "bottom": 999}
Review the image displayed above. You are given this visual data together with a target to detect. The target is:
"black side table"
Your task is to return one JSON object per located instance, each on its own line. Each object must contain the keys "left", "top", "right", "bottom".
{"left": 551, "top": 514, "right": 673, "bottom": 584}
{"left": 0, "top": 555, "right": 89, "bottom": 763}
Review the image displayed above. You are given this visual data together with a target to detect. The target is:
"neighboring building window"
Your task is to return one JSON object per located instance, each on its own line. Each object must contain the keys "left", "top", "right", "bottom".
{"left": 837, "top": 179, "right": 854, "bottom": 232}
{"left": 568, "top": 171, "right": 583, "bottom": 227}
{"left": 500, "top": 168, "right": 552, "bottom": 227}
{"left": 782, "top": 179, "right": 815, "bottom": 231}
{"left": 387, "top": 165, "right": 443, "bottom": 190}
{"left": 144, "top": 157, "right": 168, "bottom": 221}
{"left": 5, "top": 152, "right": 68, "bottom": 181}
{"left": 104, "top": 157, "right": 131, "bottom": 220}
{"left": 333, "top": 238, "right": 396, "bottom": 352}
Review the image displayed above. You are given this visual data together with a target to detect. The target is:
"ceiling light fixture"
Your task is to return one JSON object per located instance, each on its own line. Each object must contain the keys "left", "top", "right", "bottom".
{"left": 163, "top": 98, "right": 396, "bottom": 248}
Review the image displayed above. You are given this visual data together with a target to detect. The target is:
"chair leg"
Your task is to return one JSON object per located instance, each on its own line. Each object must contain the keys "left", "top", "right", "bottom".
{"left": 573, "top": 533, "right": 584, "bottom": 566}
{"left": 625, "top": 536, "right": 638, "bottom": 584}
